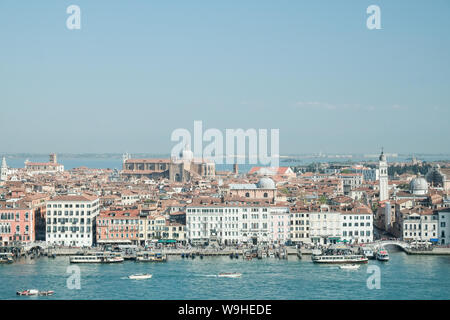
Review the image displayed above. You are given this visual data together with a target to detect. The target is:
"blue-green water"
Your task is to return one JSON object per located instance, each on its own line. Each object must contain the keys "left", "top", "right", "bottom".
{"left": 1, "top": 252, "right": 449, "bottom": 300}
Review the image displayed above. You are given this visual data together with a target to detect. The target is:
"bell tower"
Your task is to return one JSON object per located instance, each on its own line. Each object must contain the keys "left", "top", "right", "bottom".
{"left": 378, "top": 148, "right": 388, "bottom": 201}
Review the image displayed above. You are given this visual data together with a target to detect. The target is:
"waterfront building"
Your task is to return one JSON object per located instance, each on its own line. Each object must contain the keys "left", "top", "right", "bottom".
{"left": 45, "top": 194, "right": 99, "bottom": 246}
{"left": 309, "top": 205, "right": 341, "bottom": 245}
{"left": 436, "top": 208, "right": 450, "bottom": 245}
{"left": 270, "top": 206, "right": 290, "bottom": 245}
{"left": 186, "top": 201, "right": 279, "bottom": 245}
{"left": 139, "top": 213, "right": 186, "bottom": 245}
{"left": 340, "top": 204, "right": 373, "bottom": 244}
{"left": 398, "top": 206, "right": 438, "bottom": 242}
{"left": 289, "top": 206, "right": 310, "bottom": 245}
{"left": 0, "top": 200, "right": 36, "bottom": 245}
{"left": 96, "top": 208, "right": 140, "bottom": 245}
{"left": 378, "top": 150, "right": 389, "bottom": 201}
{"left": 25, "top": 153, "right": 64, "bottom": 175}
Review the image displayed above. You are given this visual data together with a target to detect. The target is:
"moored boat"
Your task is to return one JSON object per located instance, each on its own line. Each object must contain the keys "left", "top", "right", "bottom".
{"left": 16, "top": 289, "right": 54, "bottom": 296}
{"left": 0, "top": 253, "right": 14, "bottom": 264}
{"left": 361, "top": 247, "right": 375, "bottom": 259}
{"left": 136, "top": 252, "right": 167, "bottom": 262}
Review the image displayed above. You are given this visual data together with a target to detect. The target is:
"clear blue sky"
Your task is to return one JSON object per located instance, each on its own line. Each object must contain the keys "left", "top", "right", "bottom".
{"left": 1, "top": 0, "right": 449, "bottom": 154}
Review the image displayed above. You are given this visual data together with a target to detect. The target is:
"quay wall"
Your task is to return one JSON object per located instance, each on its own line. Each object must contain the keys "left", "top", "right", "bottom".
{"left": 405, "top": 247, "right": 450, "bottom": 255}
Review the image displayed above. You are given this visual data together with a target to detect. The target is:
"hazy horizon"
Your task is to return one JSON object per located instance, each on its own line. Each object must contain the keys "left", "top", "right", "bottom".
{"left": 1, "top": 0, "right": 449, "bottom": 154}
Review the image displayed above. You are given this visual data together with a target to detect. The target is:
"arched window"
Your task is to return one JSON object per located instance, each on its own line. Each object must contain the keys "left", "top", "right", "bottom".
{"left": 245, "top": 192, "right": 250, "bottom": 197}
{"left": 264, "top": 192, "right": 268, "bottom": 198}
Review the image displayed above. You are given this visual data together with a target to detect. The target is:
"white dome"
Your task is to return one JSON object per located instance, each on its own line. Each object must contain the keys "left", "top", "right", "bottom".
{"left": 410, "top": 177, "right": 428, "bottom": 195}
{"left": 257, "top": 177, "right": 276, "bottom": 189}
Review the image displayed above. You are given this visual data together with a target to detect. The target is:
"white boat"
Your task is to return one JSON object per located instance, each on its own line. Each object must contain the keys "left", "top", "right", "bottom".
{"left": 16, "top": 289, "right": 54, "bottom": 296}
{"left": 218, "top": 272, "right": 242, "bottom": 278}
{"left": 312, "top": 247, "right": 368, "bottom": 264}
{"left": 340, "top": 264, "right": 360, "bottom": 270}
{"left": 376, "top": 250, "right": 389, "bottom": 261}
{"left": 128, "top": 273, "right": 152, "bottom": 280}
{"left": 136, "top": 252, "right": 167, "bottom": 262}
{"left": 0, "top": 253, "right": 14, "bottom": 264}
{"left": 361, "top": 247, "right": 375, "bottom": 259}
{"left": 69, "top": 253, "right": 124, "bottom": 264}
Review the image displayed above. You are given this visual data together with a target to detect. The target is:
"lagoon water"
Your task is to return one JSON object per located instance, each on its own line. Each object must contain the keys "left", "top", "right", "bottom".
{"left": 1, "top": 252, "right": 449, "bottom": 300}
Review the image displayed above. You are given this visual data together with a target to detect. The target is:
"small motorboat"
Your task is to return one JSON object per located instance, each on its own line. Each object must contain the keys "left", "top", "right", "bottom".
{"left": 17, "top": 289, "right": 54, "bottom": 296}
{"left": 128, "top": 273, "right": 152, "bottom": 280}
{"left": 218, "top": 272, "right": 242, "bottom": 278}
{"left": 340, "top": 264, "right": 360, "bottom": 270}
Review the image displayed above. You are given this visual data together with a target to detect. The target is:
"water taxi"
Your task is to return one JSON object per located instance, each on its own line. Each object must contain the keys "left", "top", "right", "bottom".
{"left": 128, "top": 273, "right": 152, "bottom": 280}
{"left": 340, "top": 264, "right": 360, "bottom": 270}
{"left": 136, "top": 252, "right": 167, "bottom": 262}
{"left": 0, "top": 253, "right": 14, "bottom": 264}
{"left": 16, "top": 289, "right": 54, "bottom": 296}
{"left": 376, "top": 250, "right": 389, "bottom": 261}
{"left": 218, "top": 272, "right": 242, "bottom": 278}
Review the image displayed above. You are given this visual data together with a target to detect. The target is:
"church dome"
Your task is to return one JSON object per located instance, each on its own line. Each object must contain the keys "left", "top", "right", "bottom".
{"left": 410, "top": 177, "right": 428, "bottom": 195}
{"left": 257, "top": 177, "right": 276, "bottom": 189}
{"left": 379, "top": 152, "right": 386, "bottom": 162}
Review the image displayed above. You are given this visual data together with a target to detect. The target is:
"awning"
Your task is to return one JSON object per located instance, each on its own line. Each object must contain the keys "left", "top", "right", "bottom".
{"left": 430, "top": 238, "right": 439, "bottom": 242}
{"left": 157, "top": 239, "right": 177, "bottom": 243}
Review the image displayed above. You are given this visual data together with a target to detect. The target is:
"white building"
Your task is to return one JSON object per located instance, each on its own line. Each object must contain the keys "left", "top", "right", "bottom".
{"left": 400, "top": 207, "right": 438, "bottom": 242}
{"left": 309, "top": 205, "right": 341, "bottom": 245}
{"left": 437, "top": 209, "right": 450, "bottom": 245}
{"left": 340, "top": 206, "right": 373, "bottom": 244}
{"left": 338, "top": 173, "right": 363, "bottom": 195}
{"left": 349, "top": 165, "right": 379, "bottom": 182}
{"left": 378, "top": 150, "right": 389, "bottom": 201}
{"left": 46, "top": 194, "right": 99, "bottom": 246}
{"left": 186, "top": 203, "right": 284, "bottom": 245}
{"left": 290, "top": 208, "right": 311, "bottom": 245}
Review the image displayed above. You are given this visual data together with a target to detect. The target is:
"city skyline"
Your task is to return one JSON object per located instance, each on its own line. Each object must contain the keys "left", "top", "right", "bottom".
{"left": 1, "top": 0, "right": 450, "bottom": 154}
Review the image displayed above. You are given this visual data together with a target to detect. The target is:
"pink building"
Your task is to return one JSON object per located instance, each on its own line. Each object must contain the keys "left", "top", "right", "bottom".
{"left": 270, "top": 207, "right": 290, "bottom": 245}
{"left": 0, "top": 202, "right": 35, "bottom": 245}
